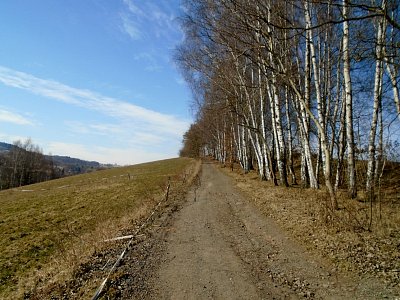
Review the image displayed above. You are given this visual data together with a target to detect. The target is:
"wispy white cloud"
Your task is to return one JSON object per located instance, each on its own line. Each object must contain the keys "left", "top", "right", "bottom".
{"left": 123, "top": 0, "right": 145, "bottom": 17}
{"left": 132, "top": 132, "right": 164, "bottom": 145}
{"left": 90, "top": 123, "right": 124, "bottom": 135}
{"left": 119, "top": 0, "right": 184, "bottom": 80}
{"left": 120, "top": 13, "right": 142, "bottom": 40}
{"left": 120, "top": 0, "right": 182, "bottom": 43}
{"left": 175, "top": 77, "right": 186, "bottom": 86}
{"left": 133, "top": 53, "right": 162, "bottom": 72}
{"left": 0, "top": 66, "right": 189, "bottom": 137}
{"left": 47, "top": 141, "right": 171, "bottom": 165}
{"left": 0, "top": 109, "right": 33, "bottom": 125}
{"left": 0, "top": 133, "right": 32, "bottom": 144}
{"left": 65, "top": 121, "right": 128, "bottom": 139}
{"left": 64, "top": 120, "right": 168, "bottom": 148}
{"left": 64, "top": 121, "right": 91, "bottom": 135}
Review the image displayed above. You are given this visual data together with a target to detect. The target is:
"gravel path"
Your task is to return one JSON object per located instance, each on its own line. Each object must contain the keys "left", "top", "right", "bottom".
{"left": 150, "top": 163, "right": 392, "bottom": 299}
{"left": 78, "top": 162, "right": 394, "bottom": 299}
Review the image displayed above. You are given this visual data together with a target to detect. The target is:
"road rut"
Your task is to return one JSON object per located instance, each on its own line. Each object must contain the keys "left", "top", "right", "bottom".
{"left": 150, "top": 163, "right": 391, "bottom": 299}
{"left": 149, "top": 164, "right": 340, "bottom": 299}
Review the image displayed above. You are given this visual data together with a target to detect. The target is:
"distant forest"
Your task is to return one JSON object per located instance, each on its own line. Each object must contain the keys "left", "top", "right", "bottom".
{"left": 0, "top": 140, "right": 112, "bottom": 190}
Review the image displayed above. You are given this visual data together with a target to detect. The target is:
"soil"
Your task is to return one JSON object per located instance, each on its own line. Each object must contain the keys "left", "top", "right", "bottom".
{"left": 46, "top": 162, "right": 399, "bottom": 299}
{"left": 149, "top": 162, "right": 397, "bottom": 299}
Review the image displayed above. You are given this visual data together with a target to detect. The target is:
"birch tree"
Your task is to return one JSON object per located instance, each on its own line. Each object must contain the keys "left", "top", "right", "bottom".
{"left": 342, "top": 0, "right": 357, "bottom": 198}
{"left": 366, "top": 0, "right": 387, "bottom": 197}
{"left": 177, "top": 0, "right": 400, "bottom": 208}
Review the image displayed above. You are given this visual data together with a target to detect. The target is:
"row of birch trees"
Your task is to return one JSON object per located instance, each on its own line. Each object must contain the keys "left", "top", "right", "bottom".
{"left": 177, "top": 0, "right": 400, "bottom": 207}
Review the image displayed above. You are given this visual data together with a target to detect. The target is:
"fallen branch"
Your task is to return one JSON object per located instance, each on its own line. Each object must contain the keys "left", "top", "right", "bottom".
{"left": 92, "top": 177, "right": 173, "bottom": 300}
{"left": 103, "top": 235, "right": 134, "bottom": 242}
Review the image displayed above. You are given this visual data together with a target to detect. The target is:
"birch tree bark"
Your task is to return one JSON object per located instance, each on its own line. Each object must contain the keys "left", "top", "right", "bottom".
{"left": 288, "top": 77, "right": 338, "bottom": 209}
{"left": 285, "top": 89, "right": 297, "bottom": 185}
{"left": 366, "top": 1, "right": 387, "bottom": 197}
{"left": 342, "top": 0, "right": 357, "bottom": 198}
{"left": 384, "top": 62, "right": 400, "bottom": 120}
{"left": 335, "top": 95, "right": 346, "bottom": 191}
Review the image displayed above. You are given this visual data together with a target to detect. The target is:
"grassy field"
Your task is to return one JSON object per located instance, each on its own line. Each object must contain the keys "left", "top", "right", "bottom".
{"left": 0, "top": 157, "right": 196, "bottom": 298}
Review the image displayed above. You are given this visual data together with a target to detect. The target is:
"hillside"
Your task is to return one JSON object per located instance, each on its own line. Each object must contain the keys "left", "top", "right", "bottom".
{"left": 0, "top": 141, "right": 112, "bottom": 177}
{"left": 0, "top": 157, "right": 198, "bottom": 299}
{"left": 0, "top": 141, "right": 12, "bottom": 152}
{"left": 47, "top": 161, "right": 398, "bottom": 299}
{"left": 46, "top": 155, "right": 113, "bottom": 176}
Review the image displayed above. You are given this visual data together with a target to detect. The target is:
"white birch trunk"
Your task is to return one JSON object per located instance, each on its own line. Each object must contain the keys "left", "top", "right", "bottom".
{"left": 303, "top": 1, "right": 337, "bottom": 208}
{"left": 301, "top": 5, "right": 318, "bottom": 189}
{"left": 366, "top": 2, "right": 386, "bottom": 196}
{"left": 272, "top": 82, "right": 289, "bottom": 187}
{"left": 305, "top": 1, "right": 326, "bottom": 161}
{"left": 342, "top": 0, "right": 357, "bottom": 198}
{"left": 384, "top": 62, "right": 400, "bottom": 120}
{"left": 330, "top": 41, "right": 343, "bottom": 158}
{"left": 285, "top": 89, "right": 297, "bottom": 185}
{"left": 335, "top": 96, "right": 346, "bottom": 191}
{"left": 374, "top": 101, "right": 383, "bottom": 183}
{"left": 288, "top": 78, "right": 338, "bottom": 209}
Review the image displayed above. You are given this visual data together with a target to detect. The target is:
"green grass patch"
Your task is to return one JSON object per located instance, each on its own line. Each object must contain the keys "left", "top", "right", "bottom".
{"left": 0, "top": 157, "right": 195, "bottom": 297}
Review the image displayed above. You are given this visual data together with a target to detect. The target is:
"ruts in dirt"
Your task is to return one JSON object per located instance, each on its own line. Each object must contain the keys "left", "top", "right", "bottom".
{"left": 71, "top": 162, "right": 396, "bottom": 299}
{"left": 151, "top": 163, "right": 394, "bottom": 299}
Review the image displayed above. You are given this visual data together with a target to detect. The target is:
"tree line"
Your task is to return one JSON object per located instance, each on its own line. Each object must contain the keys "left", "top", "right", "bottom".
{"left": 177, "top": 0, "right": 400, "bottom": 208}
{"left": 0, "top": 139, "right": 61, "bottom": 190}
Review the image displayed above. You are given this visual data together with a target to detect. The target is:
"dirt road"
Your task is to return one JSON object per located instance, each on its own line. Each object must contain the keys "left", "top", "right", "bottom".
{"left": 150, "top": 163, "right": 392, "bottom": 299}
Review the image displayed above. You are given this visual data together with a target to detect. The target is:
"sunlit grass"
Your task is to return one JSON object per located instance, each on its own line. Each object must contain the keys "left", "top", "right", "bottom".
{"left": 0, "top": 157, "right": 195, "bottom": 297}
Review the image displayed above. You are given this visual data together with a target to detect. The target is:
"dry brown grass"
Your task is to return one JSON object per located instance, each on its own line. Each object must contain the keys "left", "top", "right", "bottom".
{"left": 0, "top": 158, "right": 198, "bottom": 299}
{"left": 220, "top": 163, "right": 400, "bottom": 290}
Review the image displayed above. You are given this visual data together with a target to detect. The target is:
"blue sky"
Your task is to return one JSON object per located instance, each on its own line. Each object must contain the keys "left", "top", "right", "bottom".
{"left": 0, "top": 0, "right": 192, "bottom": 165}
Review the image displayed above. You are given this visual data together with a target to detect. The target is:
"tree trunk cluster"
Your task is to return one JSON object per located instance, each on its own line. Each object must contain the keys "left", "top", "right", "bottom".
{"left": 176, "top": 0, "right": 400, "bottom": 206}
{"left": 0, "top": 139, "right": 59, "bottom": 190}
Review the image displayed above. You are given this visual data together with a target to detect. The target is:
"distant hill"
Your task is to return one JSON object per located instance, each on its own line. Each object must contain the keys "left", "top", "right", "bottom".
{"left": 0, "top": 142, "right": 12, "bottom": 152}
{"left": 0, "top": 141, "right": 114, "bottom": 176}
{"left": 47, "top": 155, "right": 115, "bottom": 175}
{"left": 45, "top": 155, "right": 100, "bottom": 175}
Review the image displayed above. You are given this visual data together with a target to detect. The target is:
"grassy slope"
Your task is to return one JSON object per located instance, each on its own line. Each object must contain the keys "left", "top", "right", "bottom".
{"left": 0, "top": 157, "right": 195, "bottom": 297}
